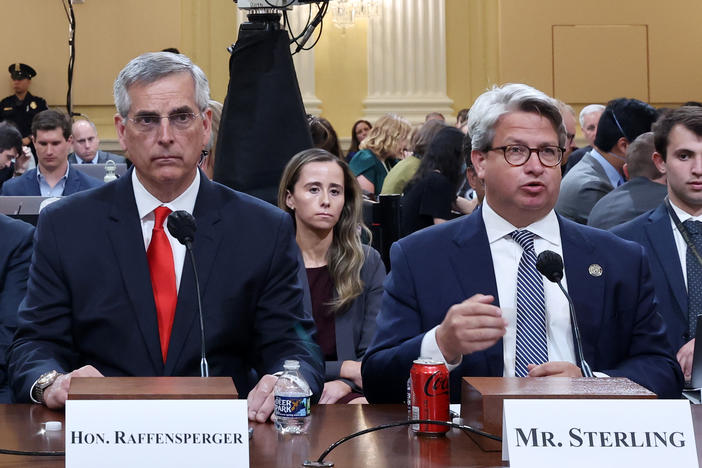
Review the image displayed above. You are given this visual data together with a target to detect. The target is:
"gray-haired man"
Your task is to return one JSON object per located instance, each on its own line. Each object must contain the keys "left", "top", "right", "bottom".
{"left": 9, "top": 52, "right": 323, "bottom": 421}
{"left": 362, "top": 83, "right": 682, "bottom": 403}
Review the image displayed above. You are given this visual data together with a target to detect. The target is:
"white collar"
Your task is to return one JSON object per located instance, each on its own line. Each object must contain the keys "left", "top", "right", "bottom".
{"left": 132, "top": 169, "right": 200, "bottom": 220}
{"left": 482, "top": 200, "right": 561, "bottom": 247}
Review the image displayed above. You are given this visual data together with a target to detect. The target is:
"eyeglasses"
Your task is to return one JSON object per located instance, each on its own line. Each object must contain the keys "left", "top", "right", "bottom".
{"left": 487, "top": 144, "right": 564, "bottom": 167}
{"left": 126, "top": 112, "right": 202, "bottom": 132}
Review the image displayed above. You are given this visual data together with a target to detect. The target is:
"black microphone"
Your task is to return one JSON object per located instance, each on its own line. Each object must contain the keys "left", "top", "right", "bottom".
{"left": 167, "top": 210, "right": 209, "bottom": 378}
{"left": 167, "top": 210, "right": 197, "bottom": 247}
{"left": 536, "top": 250, "right": 593, "bottom": 378}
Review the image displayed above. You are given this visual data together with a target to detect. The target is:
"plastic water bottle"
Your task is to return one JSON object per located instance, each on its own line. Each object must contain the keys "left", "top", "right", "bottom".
{"left": 274, "top": 360, "right": 312, "bottom": 434}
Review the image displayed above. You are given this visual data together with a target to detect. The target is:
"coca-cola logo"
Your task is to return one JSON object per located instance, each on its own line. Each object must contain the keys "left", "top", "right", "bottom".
{"left": 423, "top": 371, "right": 449, "bottom": 396}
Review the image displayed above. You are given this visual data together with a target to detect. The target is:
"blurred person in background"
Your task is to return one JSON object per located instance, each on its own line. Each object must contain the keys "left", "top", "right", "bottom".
{"left": 400, "top": 126, "right": 477, "bottom": 237}
{"left": 349, "top": 113, "right": 411, "bottom": 199}
{"left": 200, "top": 100, "right": 222, "bottom": 179}
{"left": 346, "top": 119, "right": 372, "bottom": 162}
{"left": 309, "top": 116, "right": 343, "bottom": 159}
{"left": 0, "top": 123, "right": 23, "bottom": 189}
{"left": 381, "top": 119, "right": 445, "bottom": 195}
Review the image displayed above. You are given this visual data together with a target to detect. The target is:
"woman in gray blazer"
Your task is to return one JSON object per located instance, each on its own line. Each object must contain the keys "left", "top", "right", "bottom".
{"left": 279, "top": 148, "right": 386, "bottom": 404}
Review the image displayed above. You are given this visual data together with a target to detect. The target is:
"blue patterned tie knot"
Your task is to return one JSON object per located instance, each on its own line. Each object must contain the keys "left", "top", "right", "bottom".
{"left": 684, "top": 220, "right": 702, "bottom": 338}
{"left": 510, "top": 230, "right": 548, "bottom": 377}
{"left": 684, "top": 219, "right": 702, "bottom": 236}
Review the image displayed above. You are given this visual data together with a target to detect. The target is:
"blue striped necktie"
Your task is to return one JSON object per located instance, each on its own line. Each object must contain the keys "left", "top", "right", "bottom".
{"left": 510, "top": 230, "right": 549, "bottom": 377}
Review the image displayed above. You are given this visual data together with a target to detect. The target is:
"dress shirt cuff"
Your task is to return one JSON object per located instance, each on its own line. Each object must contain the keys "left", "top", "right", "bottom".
{"left": 420, "top": 326, "right": 463, "bottom": 372}
{"left": 593, "top": 371, "right": 608, "bottom": 378}
{"left": 29, "top": 380, "right": 41, "bottom": 404}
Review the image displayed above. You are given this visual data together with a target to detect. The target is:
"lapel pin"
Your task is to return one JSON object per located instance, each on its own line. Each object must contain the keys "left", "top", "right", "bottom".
{"left": 588, "top": 264, "right": 603, "bottom": 277}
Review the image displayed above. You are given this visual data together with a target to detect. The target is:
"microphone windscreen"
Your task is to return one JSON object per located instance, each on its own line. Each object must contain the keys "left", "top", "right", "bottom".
{"left": 167, "top": 210, "right": 197, "bottom": 245}
{"left": 536, "top": 250, "right": 564, "bottom": 283}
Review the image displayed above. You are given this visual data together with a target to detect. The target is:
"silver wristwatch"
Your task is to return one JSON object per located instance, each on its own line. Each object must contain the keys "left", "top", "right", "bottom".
{"left": 30, "top": 370, "right": 61, "bottom": 405}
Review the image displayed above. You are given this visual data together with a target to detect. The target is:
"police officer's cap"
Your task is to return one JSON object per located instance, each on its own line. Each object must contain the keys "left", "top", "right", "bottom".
{"left": 8, "top": 63, "right": 36, "bottom": 80}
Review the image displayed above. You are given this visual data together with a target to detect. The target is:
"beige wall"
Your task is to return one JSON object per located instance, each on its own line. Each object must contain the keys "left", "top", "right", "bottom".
{"left": 0, "top": 0, "right": 236, "bottom": 140}
{"left": 497, "top": 0, "right": 702, "bottom": 106}
{"left": 313, "top": 19, "right": 369, "bottom": 143}
{"left": 3, "top": 0, "right": 701, "bottom": 143}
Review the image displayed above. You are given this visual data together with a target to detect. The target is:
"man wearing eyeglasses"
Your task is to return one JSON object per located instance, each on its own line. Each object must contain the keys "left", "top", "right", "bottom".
{"left": 556, "top": 98, "right": 658, "bottom": 224}
{"left": 362, "top": 83, "right": 682, "bottom": 403}
{"left": 8, "top": 52, "right": 323, "bottom": 422}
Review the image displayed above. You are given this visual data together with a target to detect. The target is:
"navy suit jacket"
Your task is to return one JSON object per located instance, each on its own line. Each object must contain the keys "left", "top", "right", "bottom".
{"left": 611, "top": 204, "right": 689, "bottom": 352}
{"left": 9, "top": 169, "right": 323, "bottom": 401}
{"left": 362, "top": 206, "right": 683, "bottom": 403}
{"left": 0, "top": 215, "right": 33, "bottom": 403}
{"left": 0, "top": 167, "right": 102, "bottom": 196}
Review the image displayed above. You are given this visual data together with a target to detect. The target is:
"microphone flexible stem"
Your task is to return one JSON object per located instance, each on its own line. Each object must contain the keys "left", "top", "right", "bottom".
{"left": 557, "top": 281, "right": 593, "bottom": 377}
{"left": 186, "top": 243, "right": 208, "bottom": 377}
{"left": 304, "top": 419, "right": 501, "bottom": 467}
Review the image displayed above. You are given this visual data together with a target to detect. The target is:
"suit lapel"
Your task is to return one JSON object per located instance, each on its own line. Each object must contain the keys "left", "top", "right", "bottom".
{"left": 26, "top": 169, "right": 40, "bottom": 195}
{"left": 63, "top": 167, "right": 80, "bottom": 195}
{"left": 448, "top": 207, "right": 503, "bottom": 376}
{"left": 164, "top": 175, "right": 224, "bottom": 375}
{"left": 106, "top": 171, "right": 164, "bottom": 374}
{"left": 558, "top": 217, "right": 603, "bottom": 367}
{"left": 644, "top": 204, "right": 687, "bottom": 315}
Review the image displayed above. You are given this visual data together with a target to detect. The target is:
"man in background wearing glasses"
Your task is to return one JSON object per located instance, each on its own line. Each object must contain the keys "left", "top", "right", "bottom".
{"left": 362, "top": 83, "right": 682, "bottom": 403}
{"left": 8, "top": 52, "right": 323, "bottom": 422}
{"left": 556, "top": 98, "right": 658, "bottom": 225}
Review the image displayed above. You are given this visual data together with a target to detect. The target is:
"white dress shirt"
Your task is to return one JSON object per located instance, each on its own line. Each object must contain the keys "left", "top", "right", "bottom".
{"left": 420, "top": 201, "right": 576, "bottom": 375}
{"left": 668, "top": 200, "right": 702, "bottom": 289}
{"left": 131, "top": 170, "right": 200, "bottom": 292}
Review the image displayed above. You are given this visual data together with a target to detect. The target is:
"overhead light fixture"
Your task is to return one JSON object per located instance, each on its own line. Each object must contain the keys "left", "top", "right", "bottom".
{"left": 331, "top": 0, "right": 381, "bottom": 30}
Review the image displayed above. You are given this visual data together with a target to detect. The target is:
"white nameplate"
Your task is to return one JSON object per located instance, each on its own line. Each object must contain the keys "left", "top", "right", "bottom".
{"left": 502, "top": 399, "right": 697, "bottom": 468}
{"left": 66, "top": 399, "right": 249, "bottom": 468}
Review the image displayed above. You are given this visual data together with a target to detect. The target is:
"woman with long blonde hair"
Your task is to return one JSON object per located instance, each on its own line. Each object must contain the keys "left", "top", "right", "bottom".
{"left": 279, "top": 148, "right": 385, "bottom": 404}
{"left": 349, "top": 113, "right": 411, "bottom": 199}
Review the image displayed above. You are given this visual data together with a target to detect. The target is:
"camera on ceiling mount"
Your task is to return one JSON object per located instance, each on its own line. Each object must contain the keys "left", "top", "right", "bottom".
{"left": 233, "top": 0, "right": 330, "bottom": 52}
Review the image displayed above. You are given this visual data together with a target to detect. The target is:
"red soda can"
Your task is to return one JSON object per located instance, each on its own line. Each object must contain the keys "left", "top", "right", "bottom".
{"left": 409, "top": 358, "right": 450, "bottom": 435}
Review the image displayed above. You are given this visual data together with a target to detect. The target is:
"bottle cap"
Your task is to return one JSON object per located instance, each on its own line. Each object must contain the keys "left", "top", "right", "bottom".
{"left": 44, "top": 421, "right": 62, "bottom": 431}
{"left": 283, "top": 360, "right": 300, "bottom": 370}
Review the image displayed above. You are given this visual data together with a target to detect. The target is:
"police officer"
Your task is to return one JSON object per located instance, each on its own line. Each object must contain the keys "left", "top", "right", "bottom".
{"left": 0, "top": 63, "right": 47, "bottom": 147}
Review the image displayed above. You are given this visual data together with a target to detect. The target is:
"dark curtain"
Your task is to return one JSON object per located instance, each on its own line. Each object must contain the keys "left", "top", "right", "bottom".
{"left": 214, "top": 24, "right": 313, "bottom": 205}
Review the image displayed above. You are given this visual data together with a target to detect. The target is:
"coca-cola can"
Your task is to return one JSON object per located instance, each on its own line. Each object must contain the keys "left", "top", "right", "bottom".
{"left": 409, "top": 358, "right": 449, "bottom": 435}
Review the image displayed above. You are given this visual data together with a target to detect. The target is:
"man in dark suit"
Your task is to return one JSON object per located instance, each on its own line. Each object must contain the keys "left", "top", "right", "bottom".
{"left": 612, "top": 106, "right": 702, "bottom": 380}
{"left": 0, "top": 110, "right": 102, "bottom": 196}
{"left": 0, "top": 214, "right": 33, "bottom": 403}
{"left": 8, "top": 52, "right": 323, "bottom": 422}
{"left": 588, "top": 132, "right": 667, "bottom": 230}
{"left": 68, "top": 119, "right": 126, "bottom": 165}
{"left": 362, "top": 84, "right": 682, "bottom": 403}
{"left": 557, "top": 98, "right": 658, "bottom": 224}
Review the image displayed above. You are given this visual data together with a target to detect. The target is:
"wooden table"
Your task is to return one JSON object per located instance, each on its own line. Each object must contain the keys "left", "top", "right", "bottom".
{"left": 1, "top": 403, "right": 701, "bottom": 467}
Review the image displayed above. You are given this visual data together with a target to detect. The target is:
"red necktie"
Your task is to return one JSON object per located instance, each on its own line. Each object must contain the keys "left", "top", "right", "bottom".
{"left": 147, "top": 206, "right": 177, "bottom": 362}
